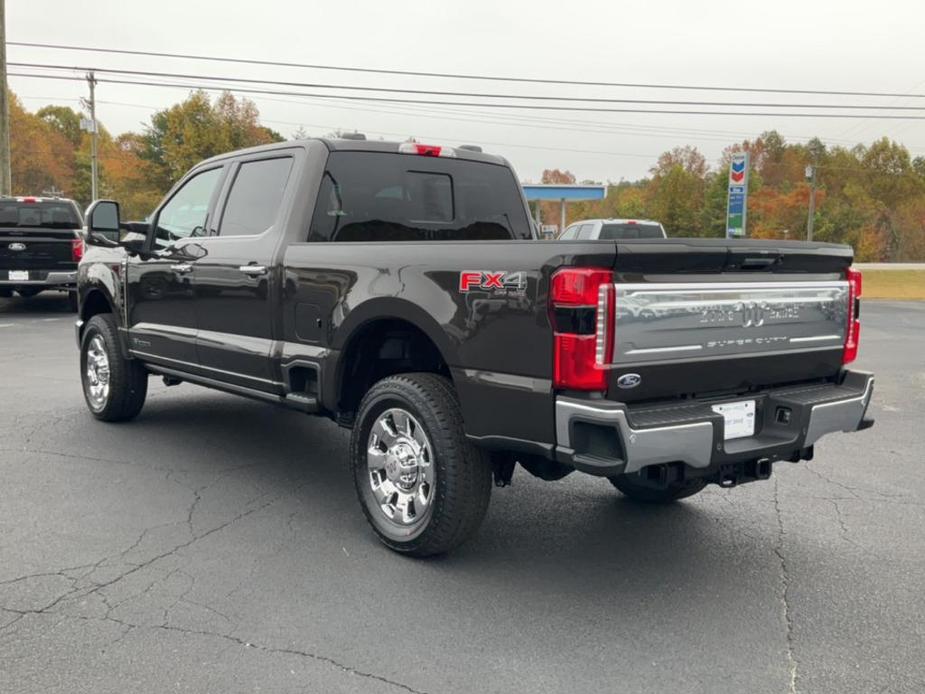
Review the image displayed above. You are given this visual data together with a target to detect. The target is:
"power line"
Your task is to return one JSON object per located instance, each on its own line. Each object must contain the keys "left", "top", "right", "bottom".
{"left": 9, "top": 40, "right": 925, "bottom": 100}
{"left": 12, "top": 62, "right": 925, "bottom": 111}
{"left": 9, "top": 72, "right": 925, "bottom": 119}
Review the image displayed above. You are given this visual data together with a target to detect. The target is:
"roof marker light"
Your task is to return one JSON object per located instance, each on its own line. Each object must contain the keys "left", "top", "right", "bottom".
{"left": 398, "top": 143, "right": 456, "bottom": 158}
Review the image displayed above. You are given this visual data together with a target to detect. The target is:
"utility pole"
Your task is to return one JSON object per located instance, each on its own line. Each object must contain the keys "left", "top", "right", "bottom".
{"left": 805, "top": 163, "right": 817, "bottom": 242}
{"left": 0, "top": 0, "right": 12, "bottom": 196}
{"left": 86, "top": 71, "right": 98, "bottom": 200}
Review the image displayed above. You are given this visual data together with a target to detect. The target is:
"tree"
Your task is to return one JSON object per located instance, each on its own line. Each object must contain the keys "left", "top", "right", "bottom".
{"left": 37, "top": 105, "right": 84, "bottom": 148}
{"left": 141, "top": 90, "right": 283, "bottom": 193}
{"left": 9, "top": 93, "right": 75, "bottom": 196}
{"left": 651, "top": 145, "right": 708, "bottom": 178}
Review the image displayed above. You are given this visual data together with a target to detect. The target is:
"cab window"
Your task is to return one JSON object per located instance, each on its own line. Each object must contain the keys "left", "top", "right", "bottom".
{"left": 153, "top": 168, "right": 223, "bottom": 247}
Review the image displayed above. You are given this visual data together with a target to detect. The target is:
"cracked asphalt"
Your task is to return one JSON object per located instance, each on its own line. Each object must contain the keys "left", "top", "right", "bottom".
{"left": 1, "top": 294, "right": 923, "bottom": 694}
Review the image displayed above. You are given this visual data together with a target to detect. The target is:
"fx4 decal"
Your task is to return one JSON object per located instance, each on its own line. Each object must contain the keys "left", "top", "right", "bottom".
{"left": 459, "top": 271, "right": 527, "bottom": 294}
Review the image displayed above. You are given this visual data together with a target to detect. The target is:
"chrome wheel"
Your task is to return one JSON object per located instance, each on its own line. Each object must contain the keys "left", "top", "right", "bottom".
{"left": 367, "top": 408, "right": 435, "bottom": 527}
{"left": 85, "top": 334, "right": 111, "bottom": 409}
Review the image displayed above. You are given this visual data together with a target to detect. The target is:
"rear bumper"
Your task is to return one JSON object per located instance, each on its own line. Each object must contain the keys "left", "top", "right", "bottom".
{"left": 555, "top": 370, "right": 874, "bottom": 477}
{"left": 0, "top": 270, "right": 77, "bottom": 289}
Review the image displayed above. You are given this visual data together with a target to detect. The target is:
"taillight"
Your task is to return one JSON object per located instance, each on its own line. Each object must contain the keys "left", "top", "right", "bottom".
{"left": 397, "top": 142, "right": 456, "bottom": 158}
{"left": 72, "top": 238, "right": 84, "bottom": 262}
{"left": 550, "top": 267, "right": 614, "bottom": 391}
{"left": 844, "top": 267, "right": 862, "bottom": 365}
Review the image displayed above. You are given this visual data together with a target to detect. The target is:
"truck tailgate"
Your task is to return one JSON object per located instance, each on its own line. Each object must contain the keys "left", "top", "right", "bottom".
{"left": 605, "top": 239, "right": 854, "bottom": 402}
{"left": 0, "top": 229, "right": 77, "bottom": 272}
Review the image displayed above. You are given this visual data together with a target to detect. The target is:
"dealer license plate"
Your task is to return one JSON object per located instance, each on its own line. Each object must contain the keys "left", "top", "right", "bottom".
{"left": 8, "top": 270, "right": 28, "bottom": 281}
{"left": 712, "top": 400, "right": 756, "bottom": 440}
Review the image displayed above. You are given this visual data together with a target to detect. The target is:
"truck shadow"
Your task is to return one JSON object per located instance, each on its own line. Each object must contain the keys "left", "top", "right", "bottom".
{"left": 100, "top": 389, "right": 784, "bottom": 602}
{"left": 0, "top": 293, "right": 73, "bottom": 314}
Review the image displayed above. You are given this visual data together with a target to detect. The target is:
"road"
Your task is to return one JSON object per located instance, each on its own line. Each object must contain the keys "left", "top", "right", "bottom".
{"left": 1, "top": 294, "right": 923, "bottom": 694}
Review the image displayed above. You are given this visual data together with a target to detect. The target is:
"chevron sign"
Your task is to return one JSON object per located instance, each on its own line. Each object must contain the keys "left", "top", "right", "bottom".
{"left": 730, "top": 159, "right": 747, "bottom": 184}
{"left": 726, "top": 152, "right": 750, "bottom": 238}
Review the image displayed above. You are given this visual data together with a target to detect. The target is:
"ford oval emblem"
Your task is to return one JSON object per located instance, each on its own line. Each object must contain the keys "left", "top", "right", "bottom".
{"left": 8, "top": 242, "right": 26, "bottom": 252}
{"left": 617, "top": 373, "right": 642, "bottom": 389}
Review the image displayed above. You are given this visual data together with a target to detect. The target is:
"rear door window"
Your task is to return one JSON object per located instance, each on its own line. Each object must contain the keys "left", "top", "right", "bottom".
{"left": 560, "top": 225, "right": 578, "bottom": 240}
{"left": 218, "top": 157, "right": 294, "bottom": 237}
{"left": 308, "top": 152, "right": 531, "bottom": 242}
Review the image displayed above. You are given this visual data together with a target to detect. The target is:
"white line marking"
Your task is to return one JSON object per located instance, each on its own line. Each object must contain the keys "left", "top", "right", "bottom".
{"left": 0, "top": 323, "right": 13, "bottom": 328}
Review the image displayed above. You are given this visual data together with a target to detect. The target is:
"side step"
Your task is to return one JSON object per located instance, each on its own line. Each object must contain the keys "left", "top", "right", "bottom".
{"left": 284, "top": 392, "right": 319, "bottom": 413}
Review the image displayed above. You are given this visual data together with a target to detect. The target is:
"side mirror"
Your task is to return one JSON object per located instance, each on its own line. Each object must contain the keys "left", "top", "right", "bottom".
{"left": 85, "top": 200, "right": 121, "bottom": 243}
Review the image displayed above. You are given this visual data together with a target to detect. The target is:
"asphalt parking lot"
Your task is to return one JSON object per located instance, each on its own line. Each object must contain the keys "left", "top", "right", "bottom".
{"left": 0, "top": 294, "right": 923, "bottom": 694}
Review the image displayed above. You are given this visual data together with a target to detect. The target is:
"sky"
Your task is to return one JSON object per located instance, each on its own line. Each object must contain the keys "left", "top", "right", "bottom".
{"left": 7, "top": 0, "right": 925, "bottom": 182}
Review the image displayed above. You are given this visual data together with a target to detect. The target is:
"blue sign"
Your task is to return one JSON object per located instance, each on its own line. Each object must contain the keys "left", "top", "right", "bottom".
{"left": 726, "top": 153, "right": 750, "bottom": 238}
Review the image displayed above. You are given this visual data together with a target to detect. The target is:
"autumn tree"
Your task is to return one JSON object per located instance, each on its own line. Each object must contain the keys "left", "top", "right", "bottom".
{"left": 9, "top": 93, "right": 75, "bottom": 196}
{"left": 141, "top": 90, "right": 284, "bottom": 192}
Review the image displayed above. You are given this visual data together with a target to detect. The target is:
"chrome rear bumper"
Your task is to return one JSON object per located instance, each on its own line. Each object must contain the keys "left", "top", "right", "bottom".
{"left": 555, "top": 370, "right": 874, "bottom": 477}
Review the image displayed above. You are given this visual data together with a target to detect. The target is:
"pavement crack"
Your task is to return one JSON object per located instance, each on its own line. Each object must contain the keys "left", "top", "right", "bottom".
{"left": 83, "top": 496, "right": 281, "bottom": 602}
{"left": 773, "top": 479, "right": 799, "bottom": 694}
{"left": 827, "top": 499, "right": 858, "bottom": 547}
{"left": 149, "top": 623, "right": 429, "bottom": 694}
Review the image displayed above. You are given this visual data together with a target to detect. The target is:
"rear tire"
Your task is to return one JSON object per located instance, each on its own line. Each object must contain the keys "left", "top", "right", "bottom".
{"left": 609, "top": 474, "right": 706, "bottom": 504}
{"left": 80, "top": 313, "right": 148, "bottom": 422}
{"left": 16, "top": 288, "right": 41, "bottom": 298}
{"left": 350, "top": 373, "right": 492, "bottom": 557}
{"left": 0, "top": 288, "right": 11, "bottom": 299}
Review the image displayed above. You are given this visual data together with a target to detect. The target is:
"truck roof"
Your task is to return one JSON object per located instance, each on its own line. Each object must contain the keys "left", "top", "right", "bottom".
{"left": 198, "top": 138, "right": 511, "bottom": 168}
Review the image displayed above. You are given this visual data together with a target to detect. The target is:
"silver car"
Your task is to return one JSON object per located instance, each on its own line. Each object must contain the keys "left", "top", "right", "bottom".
{"left": 559, "top": 218, "right": 667, "bottom": 240}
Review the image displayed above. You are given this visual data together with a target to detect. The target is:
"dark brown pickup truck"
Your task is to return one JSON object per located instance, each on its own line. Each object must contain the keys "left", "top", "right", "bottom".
{"left": 75, "top": 138, "right": 874, "bottom": 556}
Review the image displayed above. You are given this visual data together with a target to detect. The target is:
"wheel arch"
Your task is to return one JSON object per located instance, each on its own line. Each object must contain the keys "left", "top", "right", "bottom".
{"left": 327, "top": 299, "right": 459, "bottom": 422}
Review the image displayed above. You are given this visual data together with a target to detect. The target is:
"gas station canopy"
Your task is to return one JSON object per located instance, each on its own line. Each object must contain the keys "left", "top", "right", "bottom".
{"left": 521, "top": 184, "right": 607, "bottom": 237}
{"left": 521, "top": 184, "right": 607, "bottom": 201}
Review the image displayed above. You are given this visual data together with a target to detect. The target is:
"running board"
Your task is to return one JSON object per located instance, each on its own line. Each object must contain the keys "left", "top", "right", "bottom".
{"left": 145, "top": 364, "right": 319, "bottom": 414}
{"left": 284, "top": 392, "right": 319, "bottom": 413}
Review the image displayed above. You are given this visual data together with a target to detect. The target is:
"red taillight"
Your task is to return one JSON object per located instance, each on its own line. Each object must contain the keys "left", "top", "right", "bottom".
{"left": 21, "top": 197, "right": 37, "bottom": 204}
{"left": 397, "top": 142, "right": 456, "bottom": 158}
{"left": 71, "top": 238, "right": 84, "bottom": 262}
{"left": 551, "top": 268, "right": 611, "bottom": 306}
{"left": 843, "top": 267, "right": 862, "bottom": 365}
{"left": 551, "top": 267, "right": 614, "bottom": 391}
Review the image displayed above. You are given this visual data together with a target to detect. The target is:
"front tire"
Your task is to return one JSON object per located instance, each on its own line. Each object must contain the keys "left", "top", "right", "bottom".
{"left": 609, "top": 474, "right": 706, "bottom": 503}
{"left": 350, "top": 373, "right": 492, "bottom": 557}
{"left": 80, "top": 313, "right": 148, "bottom": 421}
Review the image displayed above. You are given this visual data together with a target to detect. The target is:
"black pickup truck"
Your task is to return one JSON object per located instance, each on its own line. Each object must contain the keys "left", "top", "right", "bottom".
{"left": 1, "top": 196, "right": 84, "bottom": 310}
{"left": 76, "top": 138, "right": 874, "bottom": 556}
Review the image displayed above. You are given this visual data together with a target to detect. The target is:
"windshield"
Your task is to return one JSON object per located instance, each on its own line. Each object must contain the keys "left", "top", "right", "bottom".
{"left": 0, "top": 201, "right": 82, "bottom": 229}
{"left": 599, "top": 223, "right": 664, "bottom": 239}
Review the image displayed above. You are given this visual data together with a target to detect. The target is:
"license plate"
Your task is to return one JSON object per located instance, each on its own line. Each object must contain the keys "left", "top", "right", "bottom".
{"left": 712, "top": 400, "right": 756, "bottom": 440}
{"left": 8, "top": 270, "right": 28, "bottom": 281}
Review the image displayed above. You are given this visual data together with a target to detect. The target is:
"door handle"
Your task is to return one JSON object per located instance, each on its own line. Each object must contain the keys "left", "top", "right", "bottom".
{"left": 170, "top": 263, "right": 194, "bottom": 274}
{"left": 239, "top": 265, "right": 268, "bottom": 277}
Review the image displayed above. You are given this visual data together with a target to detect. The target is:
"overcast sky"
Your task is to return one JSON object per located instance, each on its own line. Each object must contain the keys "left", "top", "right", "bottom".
{"left": 7, "top": 0, "right": 925, "bottom": 182}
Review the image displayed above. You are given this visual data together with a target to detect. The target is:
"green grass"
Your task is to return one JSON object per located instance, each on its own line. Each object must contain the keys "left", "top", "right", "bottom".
{"left": 862, "top": 270, "right": 925, "bottom": 300}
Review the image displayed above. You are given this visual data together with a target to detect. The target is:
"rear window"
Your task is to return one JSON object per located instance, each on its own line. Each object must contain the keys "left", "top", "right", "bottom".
{"left": 599, "top": 223, "right": 664, "bottom": 240}
{"left": 307, "top": 152, "right": 532, "bottom": 242}
{"left": 0, "top": 201, "right": 81, "bottom": 229}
